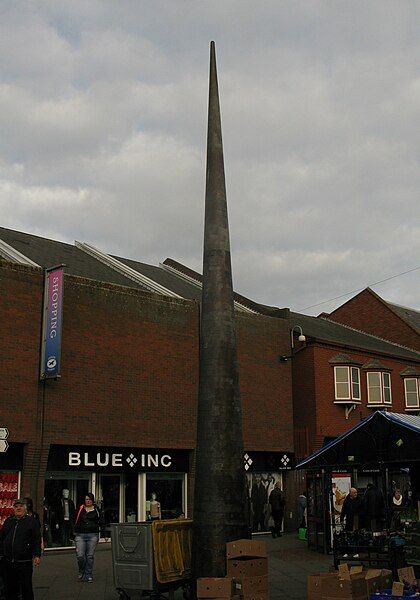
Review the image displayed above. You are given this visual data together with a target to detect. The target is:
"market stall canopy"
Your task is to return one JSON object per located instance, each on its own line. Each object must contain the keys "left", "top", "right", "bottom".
{"left": 296, "top": 411, "right": 420, "bottom": 470}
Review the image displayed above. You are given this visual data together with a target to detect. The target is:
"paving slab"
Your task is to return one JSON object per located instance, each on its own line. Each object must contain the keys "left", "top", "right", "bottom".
{"left": 32, "top": 533, "right": 332, "bottom": 599}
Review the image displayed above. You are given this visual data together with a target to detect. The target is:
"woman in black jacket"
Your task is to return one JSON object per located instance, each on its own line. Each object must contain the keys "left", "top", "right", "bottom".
{"left": 74, "top": 493, "right": 102, "bottom": 583}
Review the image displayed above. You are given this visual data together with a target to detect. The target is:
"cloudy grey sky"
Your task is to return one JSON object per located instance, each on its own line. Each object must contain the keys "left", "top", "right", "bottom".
{"left": 1, "top": 1, "right": 419, "bottom": 315}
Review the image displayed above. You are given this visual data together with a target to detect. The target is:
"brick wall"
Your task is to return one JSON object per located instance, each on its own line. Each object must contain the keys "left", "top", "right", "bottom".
{"left": 293, "top": 341, "right": 420, "bottom": 456}
{"left": 0, "top": 262, "right": 293, "bottom": 513}
{"left": 292, "top": 346, "right": 316, "bottom": 459}
{"left": 327, "top": 289, "right": 420, "bottom": 352}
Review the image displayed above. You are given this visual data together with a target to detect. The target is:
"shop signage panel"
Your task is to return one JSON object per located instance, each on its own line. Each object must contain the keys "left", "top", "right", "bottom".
{"left": 0, "top": 428, "right": 8, "bottom": 454}
{"left": 40, "top": 266, "right": 64, "bottom": 380}
{"left": 48, "top": 445, "right": 190, "bottom": 473}
{"left": 243, "top": 451, "right": 295, "bottom": 472}
{"left": 0, "top": 443, "right": 24, "bottom": 471}
{"left": 0, "top": 473, "right": 19, "bottom": 528}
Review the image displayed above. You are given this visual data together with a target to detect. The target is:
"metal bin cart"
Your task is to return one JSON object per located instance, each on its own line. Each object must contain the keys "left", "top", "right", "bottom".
{"left": 111, "top": 519, "right": 192, "bottom": 600}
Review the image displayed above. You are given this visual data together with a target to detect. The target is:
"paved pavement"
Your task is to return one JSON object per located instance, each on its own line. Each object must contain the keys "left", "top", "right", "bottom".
{"left": 32, "top": 533, "right": 332, "bottom": 599}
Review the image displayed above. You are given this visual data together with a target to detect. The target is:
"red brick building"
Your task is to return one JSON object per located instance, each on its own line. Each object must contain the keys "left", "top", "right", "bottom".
{"left": 322, "top": 287, "right": 420, "bottom": 352}
{"left": 0, "top": 227, "right": 293, "bottom": 545}
{"left": 291, "top": 311, "right": 420, "bottom": 460}
{"left": 1, "top": 227, "right": 419, "bottom": 545}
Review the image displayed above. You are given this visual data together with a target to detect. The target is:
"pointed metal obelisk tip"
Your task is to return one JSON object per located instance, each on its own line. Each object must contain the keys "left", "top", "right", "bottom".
{"left": 193, "top": 43, "right": 249, "bottom": 578}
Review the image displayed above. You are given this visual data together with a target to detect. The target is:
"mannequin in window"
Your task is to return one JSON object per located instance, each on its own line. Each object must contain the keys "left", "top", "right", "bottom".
{"left": 56, "top": 488, "right": 76, "bottom": 546}
{"left": 149, "top": 492, "right": 161, "bottom": 520}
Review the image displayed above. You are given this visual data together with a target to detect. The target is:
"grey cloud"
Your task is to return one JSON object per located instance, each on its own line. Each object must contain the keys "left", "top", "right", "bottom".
{"left": 0, "top": 1, "right": 419, "bottom": 315}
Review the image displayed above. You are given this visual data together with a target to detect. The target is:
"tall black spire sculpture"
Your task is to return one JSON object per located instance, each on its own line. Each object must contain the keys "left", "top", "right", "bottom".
{"left": 193, "top": 41, "right": 249, "bottom": 577}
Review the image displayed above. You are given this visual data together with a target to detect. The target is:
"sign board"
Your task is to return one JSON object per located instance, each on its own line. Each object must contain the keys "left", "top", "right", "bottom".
{"left": 40, "top": 266, "right": 64, "bottom": 379}
{"left": 0, "top": 428, "right": 9, "bottom": 453}
{"left": 0, "top": 472, "right": 19, "bottom": 528}
{"left": 47, "top": 445, "right": 191, "bottom": 473}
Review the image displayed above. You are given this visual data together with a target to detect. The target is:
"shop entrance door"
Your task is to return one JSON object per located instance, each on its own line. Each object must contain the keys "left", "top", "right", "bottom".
{"left": 98, "top": 475, "right": 121, "bottom": 536}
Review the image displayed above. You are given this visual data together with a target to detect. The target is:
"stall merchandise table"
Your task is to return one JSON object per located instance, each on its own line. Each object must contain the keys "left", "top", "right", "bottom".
{"left": 333, "top": 531, "right": 405, "bottom": 577}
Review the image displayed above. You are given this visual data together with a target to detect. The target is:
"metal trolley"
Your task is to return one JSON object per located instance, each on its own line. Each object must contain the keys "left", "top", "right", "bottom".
{"left": 111, "top": 520, "right": 192, "bottom": 600}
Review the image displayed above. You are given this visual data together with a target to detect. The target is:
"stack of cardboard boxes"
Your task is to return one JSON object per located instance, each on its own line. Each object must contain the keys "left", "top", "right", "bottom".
{"left": 307, "top": 565, "right": 393, "bottom": 600}
{"left": 227, "top": 540, "right": 268, "bottom": 600}
{"left": 197, "top": 539, "right": 269, "bottom": 600}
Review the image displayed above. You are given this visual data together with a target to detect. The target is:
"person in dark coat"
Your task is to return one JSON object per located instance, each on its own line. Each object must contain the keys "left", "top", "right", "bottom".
{"left": 363, "top": 483, "right": 385, "bottom": 531}
{"left": 340, "top": 488, "right": 362, "bottom": 531}
{"left": 74, "top": 493, "right": 102, "bottom": 583}
{"left": 0, "top": 498, "right": 41, "bottom": 600}
{"left": 251, "top": 476, "right": 268, "bottom": 532}
{"left": 297, "top": 492, "right": 307, "bottom": 529}
{"left": 269, "top": 482, "right": 285, "bottom": 538}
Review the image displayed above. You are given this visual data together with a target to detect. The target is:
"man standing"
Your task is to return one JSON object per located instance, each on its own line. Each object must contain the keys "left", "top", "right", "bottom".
{"left": 269, "top": 482, "right": 285, "bottom": 538}
{"left": 251, "top": 475, "right": 268, "bottom": 533}
{"left": 0, "top": 498, "right": 41, "bottom": 600}
{"left": 340, "top": 487, "right": 361, "bottom": 531}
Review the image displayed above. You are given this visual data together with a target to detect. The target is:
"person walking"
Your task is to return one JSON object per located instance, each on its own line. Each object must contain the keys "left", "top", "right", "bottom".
{"left": 0, "top": 498, "right": 41, "bottom": 600}
{"left": 269, "top": 482, "right": 285, "bottom": 538}
{"left": 74, "top": 493, "right": 102, "bottom": 583}
{"left": 297, "top": 492, "right": 307, "bottom": 529}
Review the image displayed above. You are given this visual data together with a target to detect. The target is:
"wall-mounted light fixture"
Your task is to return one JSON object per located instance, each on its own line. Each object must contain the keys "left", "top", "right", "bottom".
{"left": 290, "top": 325, "right": 306, "bottom": 349}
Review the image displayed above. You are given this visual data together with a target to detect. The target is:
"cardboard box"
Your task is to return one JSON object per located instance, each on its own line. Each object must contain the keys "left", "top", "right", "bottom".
{"left": 227, "top": 559, "right": 268, "bottom": 578}
{"left": 321, "top": 573, "right": 367, "bottom": 599}
{"left": 398, "top": 566, "right": 416, "bottom": 585}
{"left": 338, "top": 564, "right": 350, "bottom": 579}
{"left": 380, "top": 569, "right": 393, "bottom": 590}
{"left": 226, "top": 540, "right": 267, "bottom": 560}
{"left": 392, "top": 581, "right": 404, "bottom": 596}
{"left": 308, "top": 574, "right": 337, "bottom": 600}
{"left": 197, "top": 577, "right": 235, "bottom": 599}
{"left": 363, "top": 569, "right": 383, "bottom": 595}
{"left": 349, "top": 566, "right": 363, "bottom": 575}
{"left": 234, "top": 575, "right": 268, "bottom": 596}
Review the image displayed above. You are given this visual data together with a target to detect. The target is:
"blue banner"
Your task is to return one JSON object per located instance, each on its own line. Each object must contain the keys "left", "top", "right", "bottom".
{"left": 40, "top": 266, "right": 64, "bottom": 379}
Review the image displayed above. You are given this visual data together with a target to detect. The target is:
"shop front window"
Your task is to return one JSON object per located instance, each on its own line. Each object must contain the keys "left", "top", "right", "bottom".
{"left": 44, "top": 471, "right": 91, "bottom": 548}
{"left": 98, "top": 474, "right": 121, "bottom": 536}
{"left": 247, "top": 472, "right": 282, "bottom": 533}
{"left": 145, "top": 473, "right": 184, "bottom": 520}
{"left": 124, "top": 473, "right": 138, "bottom": 522}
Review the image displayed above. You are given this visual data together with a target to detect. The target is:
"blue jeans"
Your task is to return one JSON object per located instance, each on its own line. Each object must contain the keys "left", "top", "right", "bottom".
{"left": 75, "top": 533, "right": 99, "bottom": 578}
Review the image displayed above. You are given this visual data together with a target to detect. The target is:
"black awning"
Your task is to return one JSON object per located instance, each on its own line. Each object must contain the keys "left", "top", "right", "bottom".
{"left": 296, "top": 411, "right": 420, "bottom": 470}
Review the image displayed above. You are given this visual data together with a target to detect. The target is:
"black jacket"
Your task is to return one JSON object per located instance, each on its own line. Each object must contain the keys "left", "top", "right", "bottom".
{"left": 269, "top": 488, "right": 285, "bottom": 512}
{"left": 340, "top": 495, "right": 362, "bottom": 524}
{"left": 0, "top": 515, "right": 41, "bottom": 562}
{"left": 74, "top": 506, "right": 102, "bottom": 534}
{"left": 363, "top": 486, "right": 385, "bottom": 518}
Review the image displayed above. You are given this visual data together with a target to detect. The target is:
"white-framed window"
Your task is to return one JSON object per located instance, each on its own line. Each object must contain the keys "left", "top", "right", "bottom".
{"left": 351, "top": 367, "right": 361, "bottom": 400}
{"left": 404, "top": 378, "right": 420, "bottom": 409}
{"left": 334, "top": 366, "right": 361, "bottom": 401}
{"left": 367, "top": 371, "right": 392, "bottom": 405}
{"left": 382, "top": 372, "right": 392, "bottom": 404}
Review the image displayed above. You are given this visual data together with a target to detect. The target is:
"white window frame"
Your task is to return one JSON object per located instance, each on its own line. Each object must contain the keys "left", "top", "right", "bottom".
{"left": 334, "top": 366, "right": 350, "bottom": 400}
{"left": 404, "top": 378, "right": 420, "bottom": 409}
{"left": 367, "top": 371, "right": 392, "bottom": 405}
{"left": 351, "top": 367, "right": 361, "bottom": 401}
{"left": 334, "top": 366, "right": 361, "bottom": 401}
{"left": 382, "top": 372, "right": 392, "bottom": 405}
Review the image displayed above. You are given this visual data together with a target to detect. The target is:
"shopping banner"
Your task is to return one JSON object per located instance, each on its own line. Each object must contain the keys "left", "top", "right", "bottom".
{"left": 40, "top": 266, "right": 64, "bottom": 379}
{"left": 0, "top": 472, "right": 19, "bottom": 528}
